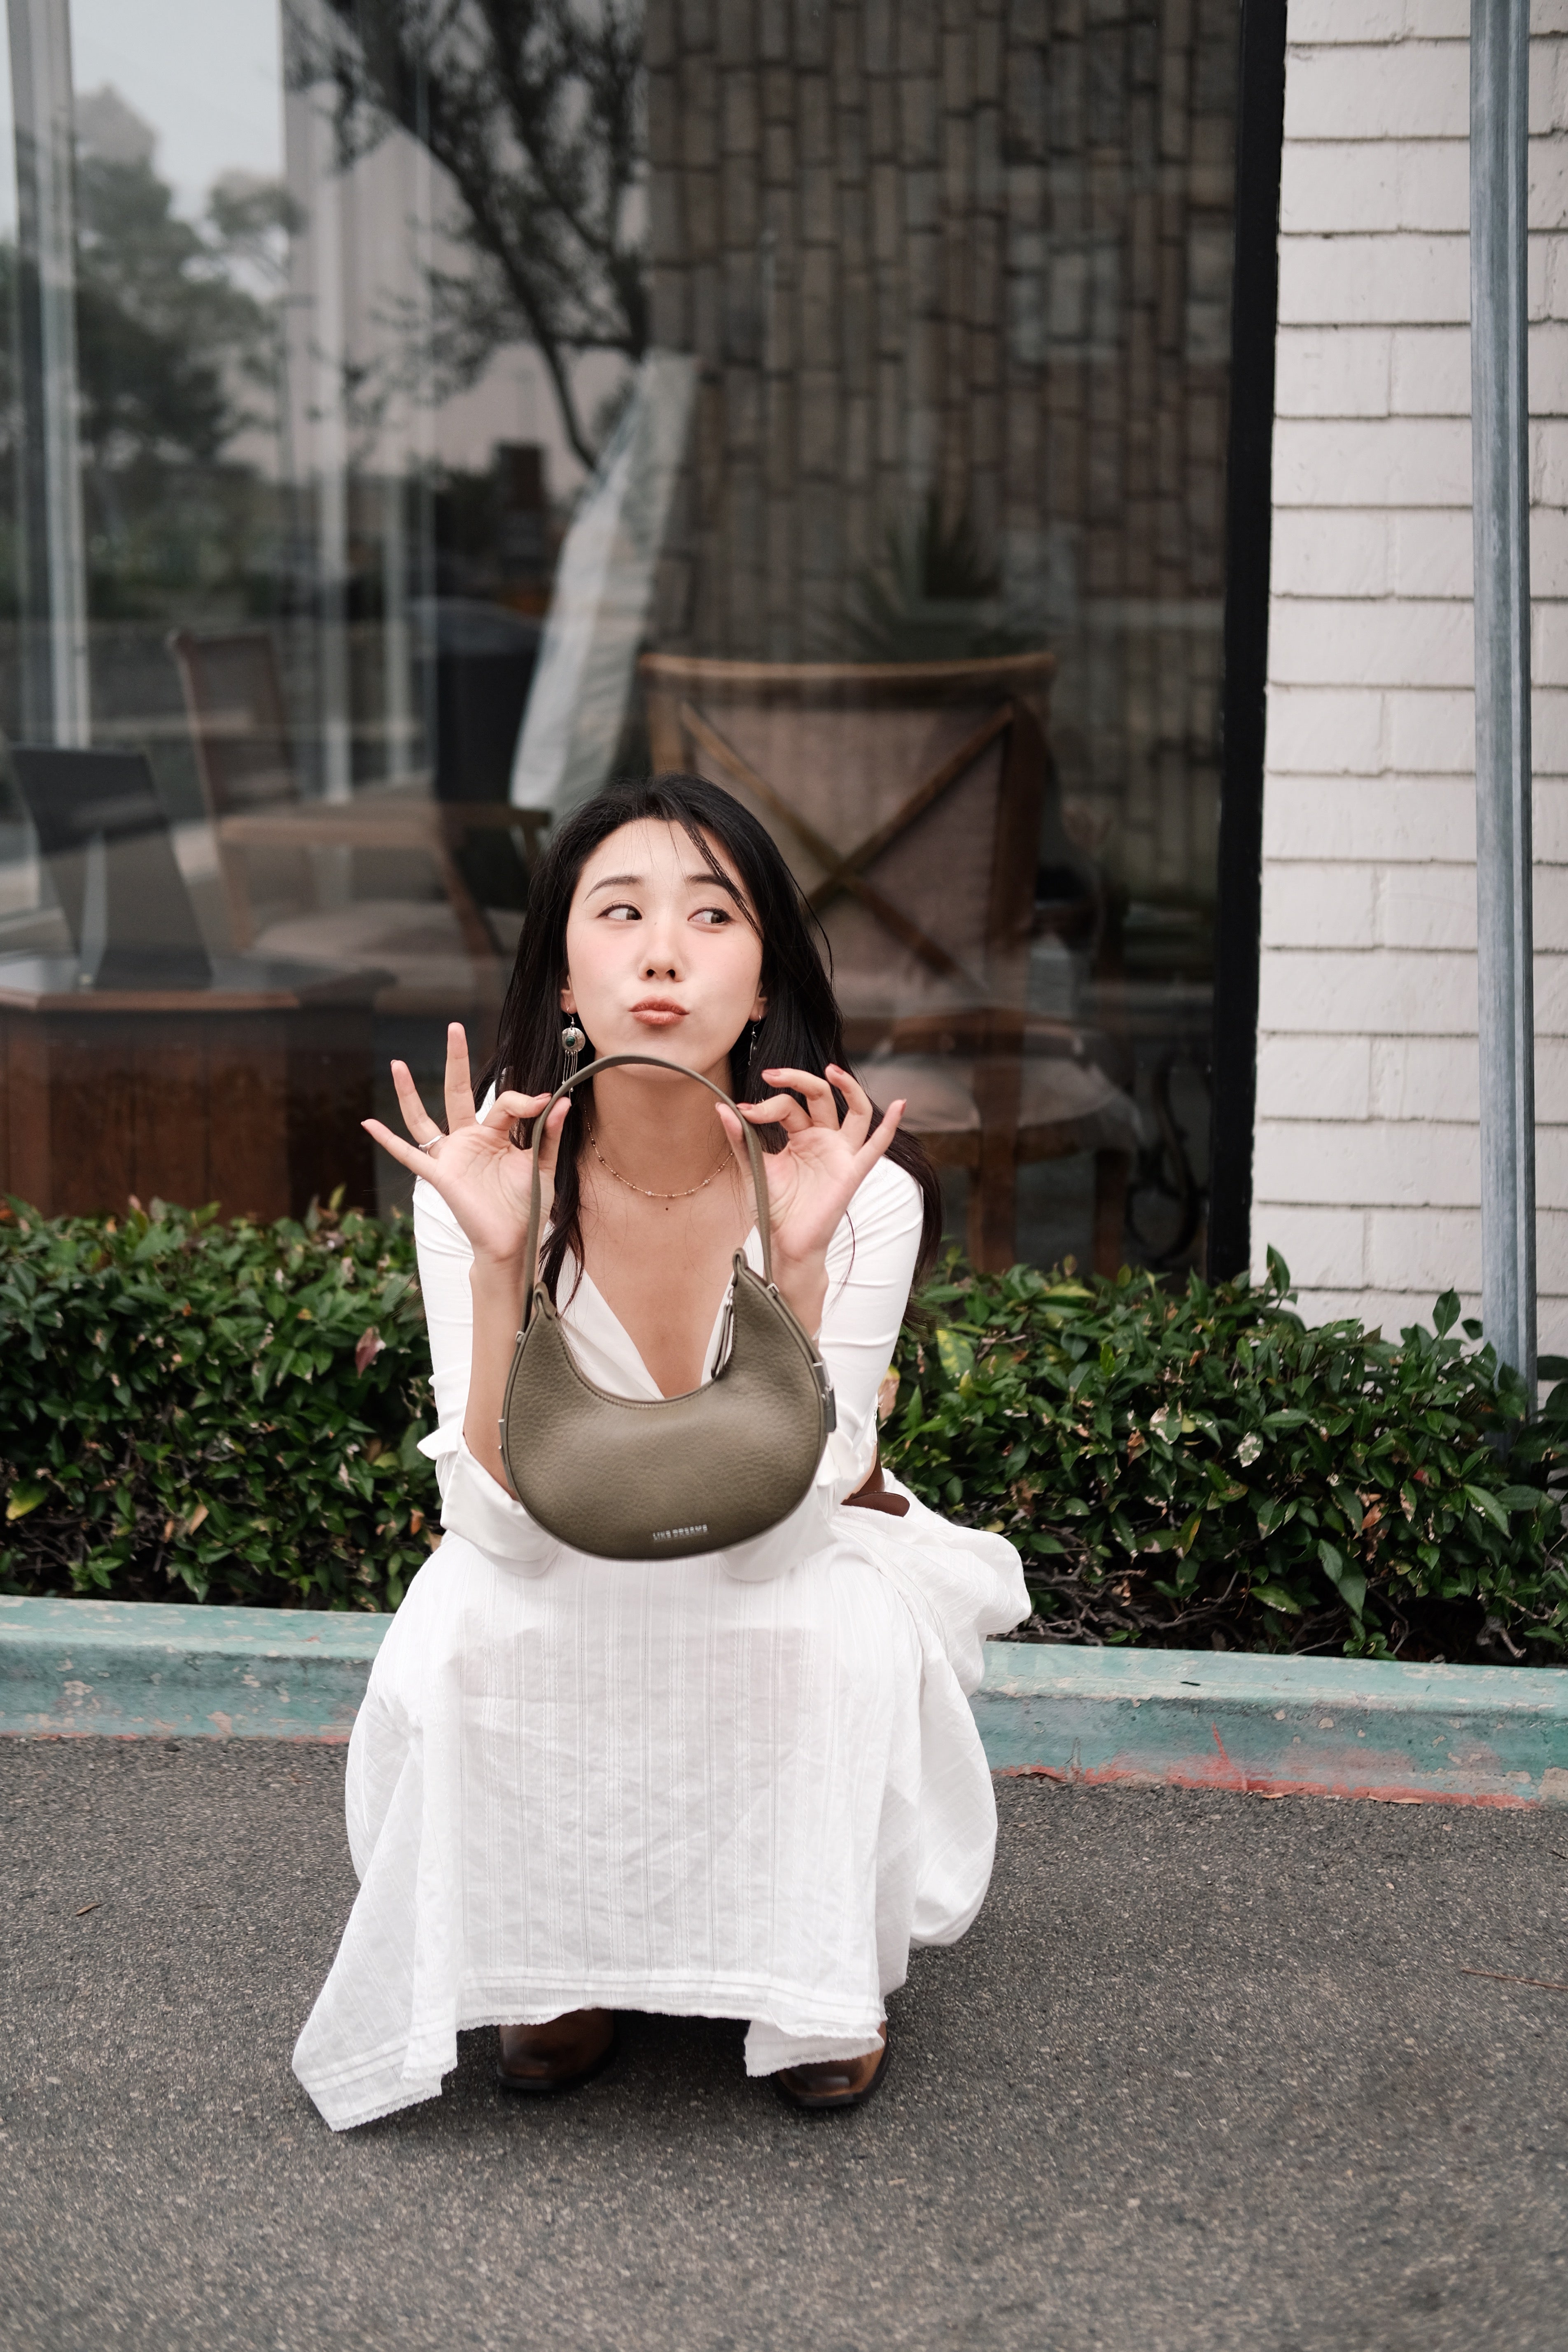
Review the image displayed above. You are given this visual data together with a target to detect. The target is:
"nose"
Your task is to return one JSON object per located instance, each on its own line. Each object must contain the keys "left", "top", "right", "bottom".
{"left": 639, "top": 919, "right": 683, "bottom": 980}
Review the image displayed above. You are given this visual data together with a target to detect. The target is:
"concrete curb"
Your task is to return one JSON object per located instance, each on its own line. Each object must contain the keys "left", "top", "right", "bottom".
{"left": 0, "top": 1597, "right": 385, "bottom": 1742}
{"left": 976, "top": 1644, "right": 1568, "bottom": 1807}
{"left": 4, "top": 1597, "right": 1567, "bottom": 1804}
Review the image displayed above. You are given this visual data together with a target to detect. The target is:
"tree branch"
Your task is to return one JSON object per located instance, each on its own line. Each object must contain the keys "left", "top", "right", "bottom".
{"left": 286, "top": 0, "right": 646, "bottom": 469}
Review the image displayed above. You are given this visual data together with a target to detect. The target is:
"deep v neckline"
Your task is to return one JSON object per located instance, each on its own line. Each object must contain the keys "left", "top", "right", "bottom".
{"left": 567, "top": 1229, "right": 761, "bottom": 1401}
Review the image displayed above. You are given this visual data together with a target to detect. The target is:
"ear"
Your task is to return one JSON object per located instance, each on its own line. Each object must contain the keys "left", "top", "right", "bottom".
{"left": 750, "top": 992, "right": 767, "bottom": 1022}
{"left": 559, "top": 978, "right": 576, "bottom": 1014}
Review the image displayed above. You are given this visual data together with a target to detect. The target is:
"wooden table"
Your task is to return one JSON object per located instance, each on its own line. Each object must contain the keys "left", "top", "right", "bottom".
{"left": 0, "top": 955, "right": 383, "bottom": 1221}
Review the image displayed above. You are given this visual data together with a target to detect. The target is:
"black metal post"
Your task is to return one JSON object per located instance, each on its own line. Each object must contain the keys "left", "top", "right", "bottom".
{"left": 1207, "top": 0, "right": 1289, "bottom": 1283}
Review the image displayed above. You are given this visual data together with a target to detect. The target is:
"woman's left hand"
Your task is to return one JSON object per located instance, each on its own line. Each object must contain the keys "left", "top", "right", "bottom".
{"left": 716, "top": 1064, "right": 905, "bottom": 1337}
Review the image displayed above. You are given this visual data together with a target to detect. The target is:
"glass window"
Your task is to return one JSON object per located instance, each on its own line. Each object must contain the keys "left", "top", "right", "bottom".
{"left": 0, "top": 0, "right": 1236, "bottom": 1278}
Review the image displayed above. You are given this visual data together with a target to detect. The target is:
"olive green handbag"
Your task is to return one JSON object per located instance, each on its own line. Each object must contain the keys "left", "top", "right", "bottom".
{"left": 500, "top": 1055, "right": 836, "bottom": 1560}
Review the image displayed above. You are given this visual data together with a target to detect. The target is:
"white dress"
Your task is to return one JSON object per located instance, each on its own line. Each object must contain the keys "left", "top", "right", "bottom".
{"left": 293, "top": 1155, "right": 1029, "bottom": 2130}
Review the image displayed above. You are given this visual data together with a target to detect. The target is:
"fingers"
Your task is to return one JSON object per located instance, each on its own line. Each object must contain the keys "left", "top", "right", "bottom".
{"left": 737, "top": 1090, "right": 811, "bottom": 1135}
{"left": 755, "top": 1064, "right": 874, "bottom": 1146}
{"left": 760, "top": 1066, "right": 841, "bottom": 1129}
{"left": 531, "top": 1096, "right": 573, "bottom": 1181}
{"left": 853, "top": 1095, "right": 906, "bottom": 1174}
{"left": 390, "top": 1059, "right": 441, "bottom": 1148}
{"left": 442, "top": 1022, "right": 476, "bottom": 1134}
{"left": 362, "top": 1117, "right": 432, "bottom": 1179}
{"left": 825, "top": 1062, "right": 873, "bottom": 1146}
{"left": 715, "top": 1100, "right": 760, "bottom": 1175}
{"left": 745, "top": 1063, "right": 877, "bottom": 1148}
{"left": 483, "top": 1088, "right": 552, "bottom": 1140}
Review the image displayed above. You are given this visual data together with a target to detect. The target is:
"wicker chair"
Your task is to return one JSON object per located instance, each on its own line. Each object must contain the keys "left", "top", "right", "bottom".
{"left": 640, "top": 650, "right": 1138, "bottom": 1272}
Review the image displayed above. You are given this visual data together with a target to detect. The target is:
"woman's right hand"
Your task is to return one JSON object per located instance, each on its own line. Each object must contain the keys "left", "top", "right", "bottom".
{"left": 363, "top": 1021, "right": 570, "bottom": 1273}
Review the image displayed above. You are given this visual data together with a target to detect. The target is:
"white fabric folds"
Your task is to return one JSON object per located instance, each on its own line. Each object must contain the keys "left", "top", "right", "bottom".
{"left": 293, "top": 1157, "right": 1028, "bottom": 2130}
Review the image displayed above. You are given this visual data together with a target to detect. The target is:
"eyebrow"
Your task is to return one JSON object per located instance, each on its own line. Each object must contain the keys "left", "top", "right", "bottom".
{"left": 586, "top": 870, "right": 745, "bottom": 896}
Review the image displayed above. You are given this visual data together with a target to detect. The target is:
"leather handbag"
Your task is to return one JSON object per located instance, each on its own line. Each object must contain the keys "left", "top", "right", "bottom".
{"left": 500, "top": 1055, "right": 837, "bottom": 1560}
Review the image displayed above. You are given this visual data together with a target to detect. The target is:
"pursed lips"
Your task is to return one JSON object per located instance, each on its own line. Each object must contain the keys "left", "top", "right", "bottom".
{"left": 631, "top": 999, "right": 686, "bottom": 1026}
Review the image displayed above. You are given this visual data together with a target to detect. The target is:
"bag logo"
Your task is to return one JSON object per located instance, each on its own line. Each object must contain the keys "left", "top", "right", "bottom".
{"left": 651, "top": 1524, "right": 708, "bottom": 1543}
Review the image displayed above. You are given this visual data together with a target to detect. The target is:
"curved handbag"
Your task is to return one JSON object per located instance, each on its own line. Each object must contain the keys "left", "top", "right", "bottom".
{"left": 500, "top": 1055, "right": 837, "bottom": 1560}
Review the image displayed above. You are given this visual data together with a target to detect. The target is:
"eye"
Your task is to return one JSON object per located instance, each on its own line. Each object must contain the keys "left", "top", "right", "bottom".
{"left": 691, "top": 905, "right": 733, "bottom": 927}
{"left": 600, "top": 902, "right": 641, "bottom": 922}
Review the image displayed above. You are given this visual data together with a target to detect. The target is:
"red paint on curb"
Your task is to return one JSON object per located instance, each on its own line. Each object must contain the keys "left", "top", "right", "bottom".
{"left": 993, "top": 1759, "right": 1534, "bottom": 1808}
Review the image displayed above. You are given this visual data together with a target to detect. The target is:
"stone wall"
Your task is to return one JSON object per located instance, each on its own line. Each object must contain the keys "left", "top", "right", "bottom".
{"left": 1254, "top": 0, "right": 1568, "bottom": 1352}
{"left": 644, "top": 0, "right": 1237, "bottom": 906}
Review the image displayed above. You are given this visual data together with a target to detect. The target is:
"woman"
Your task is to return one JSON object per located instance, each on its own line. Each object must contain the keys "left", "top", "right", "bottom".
{"left": 293, "top": 775, "right": 1028, "bottom": 2130}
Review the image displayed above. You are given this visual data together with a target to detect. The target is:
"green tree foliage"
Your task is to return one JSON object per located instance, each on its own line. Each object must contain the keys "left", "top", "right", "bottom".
{"left": 72, "top": 154, "right": 275, "bottom": 472}
{"left": 0, "top": 1197, "right": 436, "bottom": 1612}
{"left": 0, "top": 155, "right": 291, "bottom": 619}
{"left": 884, "top": 1251, "right": 1568, "bottom": 1664}
{"left": 70, "top": 156, "right": 294, "bottom": 616}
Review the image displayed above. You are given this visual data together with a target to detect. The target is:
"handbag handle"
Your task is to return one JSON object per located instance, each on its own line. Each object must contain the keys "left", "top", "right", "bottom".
{"left": 523, "top": 1054, "right": 774, "bottom": 1316}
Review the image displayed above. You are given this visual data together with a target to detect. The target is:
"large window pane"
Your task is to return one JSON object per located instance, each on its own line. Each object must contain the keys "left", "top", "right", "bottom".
{"left": 0, "top": 0, "right": 1236, "bottom": 1279}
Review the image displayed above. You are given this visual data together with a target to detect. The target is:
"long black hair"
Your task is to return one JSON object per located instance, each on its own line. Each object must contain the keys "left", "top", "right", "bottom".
{"left": 480, "top": 772, "right": 943, "bottom": 1300}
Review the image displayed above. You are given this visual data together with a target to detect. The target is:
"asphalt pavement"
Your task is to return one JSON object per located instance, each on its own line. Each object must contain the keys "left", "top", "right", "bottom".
{"left": 3, "top": 1737, "right": 1568, "bottom": 2352}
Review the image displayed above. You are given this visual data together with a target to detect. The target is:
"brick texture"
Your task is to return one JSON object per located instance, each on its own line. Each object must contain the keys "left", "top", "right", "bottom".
{"left": 1257, "top": 3, "right": 1568, "bottom": 1358}
{"left": 644, "top": 0, "right": 1238, "bottom": 903}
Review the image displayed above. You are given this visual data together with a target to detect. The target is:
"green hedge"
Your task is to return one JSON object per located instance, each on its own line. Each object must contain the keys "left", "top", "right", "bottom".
{"left": 885, "top": 1252, "right": 1568, "bottom": 1662}
{"left": 5, "top": 1199, "right": 1567, "bottom": 1661}
{"left": 0, "top": 1197, "right": 437, "bottom": 1611}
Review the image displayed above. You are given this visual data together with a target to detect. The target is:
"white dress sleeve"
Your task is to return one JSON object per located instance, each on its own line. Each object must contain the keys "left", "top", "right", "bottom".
{"left": 413, "top": 1175, "right": 562, "bottom": 1576}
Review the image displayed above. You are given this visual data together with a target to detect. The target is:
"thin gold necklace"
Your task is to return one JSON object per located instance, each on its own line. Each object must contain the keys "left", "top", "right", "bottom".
{"left": 587, "top": 1127, "right": 730, "bottom": 1203}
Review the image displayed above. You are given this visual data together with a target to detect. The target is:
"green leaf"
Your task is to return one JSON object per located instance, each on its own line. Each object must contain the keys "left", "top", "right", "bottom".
{"left": 934, "top": 1327, "right": 974, "bottom": 1381}
{"left": 5, "top": 1482, "right": 47, "bottom": 1520}
{"left": 1433, "top": 1289, "right": 1461, "bottom": 1337}
{"left": 1253, "top": 1582, "right": 1304, "bottom": 1616}
{"left": 1463, "top": 1484, "right": 1512, "bottom": 1534}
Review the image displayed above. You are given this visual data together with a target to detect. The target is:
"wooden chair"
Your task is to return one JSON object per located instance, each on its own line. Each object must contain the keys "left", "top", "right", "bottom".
{"left": 168, "top": 628, "right": 541, "bottom": 1018}
{"left": 640, "top": 651, "right": 1139, "bottom": 1273}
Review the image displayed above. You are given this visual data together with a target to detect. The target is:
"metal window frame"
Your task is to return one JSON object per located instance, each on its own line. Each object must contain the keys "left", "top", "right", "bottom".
{"left": 6, "top": 0, "right": 88, "bottom": 748}
{"left": 1470, "top": 0, "right": 1536, "bottom": 1392}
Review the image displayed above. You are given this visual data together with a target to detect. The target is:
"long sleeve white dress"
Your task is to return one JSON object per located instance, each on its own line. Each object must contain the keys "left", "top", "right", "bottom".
{"left": 293, "top": 1154, "right": 1029, "bottom": 2131}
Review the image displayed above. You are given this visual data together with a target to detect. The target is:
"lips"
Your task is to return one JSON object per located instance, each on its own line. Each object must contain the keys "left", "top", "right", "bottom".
{"left": 631, "top": 998, "right": 686, "bottom": 1026}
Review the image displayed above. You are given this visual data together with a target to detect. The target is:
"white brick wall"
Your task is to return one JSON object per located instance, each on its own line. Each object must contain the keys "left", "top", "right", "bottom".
{"left": 1255, "top": 1, "right": 1568, "bottom": 1356}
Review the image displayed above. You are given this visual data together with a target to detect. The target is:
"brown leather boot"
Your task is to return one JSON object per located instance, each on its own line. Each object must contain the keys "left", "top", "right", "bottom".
{"left": 775, "top": 2023, "right": 889, "bottom": 2112}
{"left": 496, "top": 2008, "right": 616, "bottom": 2095}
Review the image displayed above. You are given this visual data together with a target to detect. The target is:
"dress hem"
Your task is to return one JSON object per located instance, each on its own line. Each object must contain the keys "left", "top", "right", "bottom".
{"left": 294, "top": 1974, "right": 894, "bottom": 2130}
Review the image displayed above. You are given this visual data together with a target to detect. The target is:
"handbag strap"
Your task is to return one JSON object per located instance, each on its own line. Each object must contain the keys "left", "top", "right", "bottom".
{"left": 523, "top": 1053, "right": 774, "bottom": 1314}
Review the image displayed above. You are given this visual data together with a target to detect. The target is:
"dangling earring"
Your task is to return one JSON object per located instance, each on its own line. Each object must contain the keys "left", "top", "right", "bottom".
{"left": 560, "top": 1021, "right": 586, "bottom": 1080}
{"left": 745, "top": 1019, "right": 761, "bottom": 1068}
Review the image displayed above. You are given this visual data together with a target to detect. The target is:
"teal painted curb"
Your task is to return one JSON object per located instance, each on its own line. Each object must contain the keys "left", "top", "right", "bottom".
{"left": 0, "top": 1596, "right": 389, "bottom": 1741}
{"left": 978, "top": 1644, "right": 1568, "bottom": 1808}
{"left": 4, "top": 1598, "right": 1568, "bottom": 1805}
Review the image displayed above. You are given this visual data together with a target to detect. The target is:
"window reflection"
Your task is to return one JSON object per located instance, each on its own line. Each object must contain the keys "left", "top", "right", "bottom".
{"left": 0, "top": 0, "right": 1234, "bottom": 1274}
